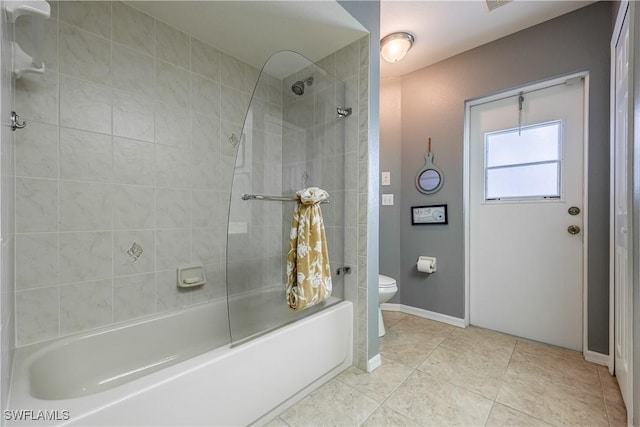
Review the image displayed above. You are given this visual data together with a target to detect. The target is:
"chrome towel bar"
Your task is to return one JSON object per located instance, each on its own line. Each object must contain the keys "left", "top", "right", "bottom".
{"left": 241, "top": 193, "right": 330, "bottom": 204}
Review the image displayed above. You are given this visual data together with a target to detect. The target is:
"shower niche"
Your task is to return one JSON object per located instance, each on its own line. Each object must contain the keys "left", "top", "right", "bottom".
{"left": 226, "top": 50, "right": 351, "bottom": 345}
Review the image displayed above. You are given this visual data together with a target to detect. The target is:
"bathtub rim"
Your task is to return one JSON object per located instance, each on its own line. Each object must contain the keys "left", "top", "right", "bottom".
{"left": 8, "top": 300, "right": 353, "bottom": 427}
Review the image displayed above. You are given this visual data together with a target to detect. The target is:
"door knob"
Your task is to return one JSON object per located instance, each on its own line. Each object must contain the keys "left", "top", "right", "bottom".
{"left": 568, "top": 225, "right": 581, "bottom": 235}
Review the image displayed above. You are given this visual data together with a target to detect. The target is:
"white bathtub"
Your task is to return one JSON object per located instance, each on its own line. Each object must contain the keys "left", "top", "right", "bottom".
{"left": 7, "top": 295, "right": 353, "bottom": 426}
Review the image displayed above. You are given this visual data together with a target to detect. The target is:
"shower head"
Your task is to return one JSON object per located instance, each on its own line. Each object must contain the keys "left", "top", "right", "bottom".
{"left": 291, "top": 76, "right": 313, "bottom": 96}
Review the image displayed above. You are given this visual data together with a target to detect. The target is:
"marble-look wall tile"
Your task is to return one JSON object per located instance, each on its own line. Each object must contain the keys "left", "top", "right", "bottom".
{"left": 191, "top": 38, "right": 221, "bottom": 82}
{"left": 112, "top": 2, "right": 154, "bottom": 56}
{"left": 112, "top": 44, "right": 155, "bottom": 99}
{"left": 192, "top": 190, "right": 219, "bottom": 228}
{"left": 156, "top": 269, "right": 190, "bottom": 312}
{"left": 60, "top": 75, "right": 112, "bottom": 134}
{"left": 191, "top": 74, "right": 221, "bottom": 118}
{"left": 156, "top": 229, "right": 191, "bottom": 271}
{"left": 59, "top": 23, "right": 111, "bottom": 85}
{"left": 155, "top": 145, "right": 192, "bottom": 188}
{"left": 59, "top": 1, "right": 110, "bottom": 38}
{"left": 15, "top": 233, "right": 58, "bottom": 289}
{"left": 156, "top": 103, "right": 190, "bottom": 148}
{"left": 156, "top": 60, "right": 189, "bottom": 108}
{"left": 15, "top": 121, "right": 59, "bottom": 179}
{"left": 59, "top": 181, "right": 112, "bottom": 231}
{"left": 15, "top": 72, "right": 58, "bottom": 126}
{"left": 113, "top": 91, "right": 155, "bottom": 142}
{"left": 16, "top": 288, "right": 59, "bottom": 346}
{"left": 221, "top": 85, "right": 249, "bottom": 125}
{"left": 60, "top": 279, "right": 112, "bottom": 334}
{"left": 112, "top": 137, "right": 155, "bottom": 186}
{"left": 59, "top": 128, "right": 112, "bottom": 182}
{"left": 113, "top": 273, "right": 156, "bottom": 322}
{"left": 156, "top": 188, "right": 191, "bottom": 229}
{"left": 15, "top": 178, "right": 58, "bottom": 233}
{"left": 113, "top": 185, "right": 155, "bottom": 230}
{"left": 220, "top": 53, "right": 245, "bottom": 91}
{"left": 155, "top": 21, "right": 189, "bottom": 67}
{"left": 59, "top": 232, "right": 112, "bottom": 283}
{"left": 192, "top": 227, "right": 222, "bottom": 265}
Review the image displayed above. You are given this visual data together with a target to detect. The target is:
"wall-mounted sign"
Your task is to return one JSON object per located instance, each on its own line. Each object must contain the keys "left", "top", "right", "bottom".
{"left": 412, "top": 204, "right": 448, "bottom": 225}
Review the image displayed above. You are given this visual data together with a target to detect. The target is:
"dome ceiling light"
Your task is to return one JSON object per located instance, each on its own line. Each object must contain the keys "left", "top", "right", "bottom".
{"left": 380, "top": 32, "right": 415, "bottom": 63}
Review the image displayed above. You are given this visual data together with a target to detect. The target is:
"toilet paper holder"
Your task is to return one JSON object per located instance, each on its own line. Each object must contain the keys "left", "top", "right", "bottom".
{"left": 417, "top": 256, "right": 437, "bottom": 273}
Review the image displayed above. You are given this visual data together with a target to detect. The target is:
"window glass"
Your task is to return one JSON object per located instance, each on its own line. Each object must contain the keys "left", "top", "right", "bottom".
{"left": 485, "top": 121, "right": 561, "bottom": 200}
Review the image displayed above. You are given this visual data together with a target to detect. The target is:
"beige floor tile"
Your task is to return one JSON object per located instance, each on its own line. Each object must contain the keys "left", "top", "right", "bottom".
{"left": 361, "top": 404, "right": 418, "bottom": 427}
{"left": 440, "top": 326, "right": 517, "bottom": 360}
{"left": 279, "top": 379, "right": 379, "bottom": 427}
{"left": 264, "top": 416, "right": 290, "bottom": 427}
{"left": 381, "top": 310, "right": 407, "bottom": 328}
{"left": 598, "top": 366, "right": 624, "bottom": 404}
{"left": 417, "top": 344, "right": 509, "bottom": 400}
{"left": 384, "top": 370, "right": 494, "bottom": 426}
{"left": 485, "top": 403, "right": 553, "bottom": 426}
{"left": 496, "top": 369, "right": 608, "bottom": 426}
{"left": 337, "top": 357, "right": 413, "bottom": 402}
{"left": 509, "top": 341, "right": 601, "bottom": 397}
{"left": 379, "top": 328, "right": 444, "bottom": 368}
{"left": 389, "top": 314, "right": 455, "bottom": 338}
{"left": 606, "top": 398, "right": 628, "bottom": 427}
{"left": 515, "top": 338, "right": 587, "bottom": 363}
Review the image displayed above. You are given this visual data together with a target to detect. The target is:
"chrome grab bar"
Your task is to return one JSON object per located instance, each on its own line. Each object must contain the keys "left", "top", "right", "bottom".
{"left": 241, "top": 193, "right": 330, "bottom": 204}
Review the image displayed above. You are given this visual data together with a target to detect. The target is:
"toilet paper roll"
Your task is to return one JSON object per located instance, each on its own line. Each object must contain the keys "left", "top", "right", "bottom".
{"left": 417, "top": 256, "right": 437, "bottom": 273}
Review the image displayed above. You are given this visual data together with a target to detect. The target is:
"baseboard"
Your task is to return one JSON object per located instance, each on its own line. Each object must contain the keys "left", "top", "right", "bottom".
{"left": 380, "top": 303, "right": 465, "bottom": 328}
{"left": 367, "top": 354, "right": 382, "bottom": 372}
{"left": 584, "top": 350, "right": 610, "bottom": 366}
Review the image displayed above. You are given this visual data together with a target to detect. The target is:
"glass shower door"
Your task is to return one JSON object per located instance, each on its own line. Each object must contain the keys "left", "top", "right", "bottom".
{"left": 226, "top": 51, "right": 348, "bottom": 345}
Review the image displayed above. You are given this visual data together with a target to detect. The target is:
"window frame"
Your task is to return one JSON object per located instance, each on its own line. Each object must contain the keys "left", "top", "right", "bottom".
{"left": 483, "top": 120, "right": 563, "bottom": 202}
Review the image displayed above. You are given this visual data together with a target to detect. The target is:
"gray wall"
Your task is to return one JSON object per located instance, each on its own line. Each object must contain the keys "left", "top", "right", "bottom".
{"left": 388, "top": 2, "right": 611, "bottom": 353}
{"left": 379, "top": 78, "right": 402, "bottom": 302}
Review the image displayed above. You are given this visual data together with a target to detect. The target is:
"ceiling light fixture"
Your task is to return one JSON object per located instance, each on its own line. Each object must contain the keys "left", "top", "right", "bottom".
{"left": 380, "top": 32, "right": 415, "bottom": 63}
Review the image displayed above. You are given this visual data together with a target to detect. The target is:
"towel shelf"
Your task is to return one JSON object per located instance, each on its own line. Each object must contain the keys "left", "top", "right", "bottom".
{"left": 241, "top": 193, "right": 330, "bottom": 204}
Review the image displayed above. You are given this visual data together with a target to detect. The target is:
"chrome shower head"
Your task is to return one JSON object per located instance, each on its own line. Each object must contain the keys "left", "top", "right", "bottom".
{"left": 291, "top": 76, "right": 313, "bottom": 96}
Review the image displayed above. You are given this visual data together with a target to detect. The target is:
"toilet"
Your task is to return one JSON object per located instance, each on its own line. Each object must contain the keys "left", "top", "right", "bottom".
{"left": 378, "top": 274, "right": 398, "bottom": 337}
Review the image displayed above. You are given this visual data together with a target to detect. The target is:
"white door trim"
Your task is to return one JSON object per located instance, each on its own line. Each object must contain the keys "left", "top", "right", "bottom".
{"left": 463, "top": 72, "right": 590, "bottom": 355}
{"left": 609, "top": 0, "right": 630, "bottom": 376}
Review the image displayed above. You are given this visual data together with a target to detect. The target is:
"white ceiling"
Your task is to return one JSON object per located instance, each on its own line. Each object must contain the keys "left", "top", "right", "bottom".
{"left": 128, "top": 1, "right": 595, "bottom": 80}
{"left": 380, "top": 0, "right": 595, "bottom": 78}
{"left": 127, "top": 1, "right": 367, "bottom": 77}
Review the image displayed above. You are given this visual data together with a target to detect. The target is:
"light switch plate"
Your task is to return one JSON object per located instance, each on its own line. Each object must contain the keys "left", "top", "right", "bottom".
{"left": 381, "top": 171, "right": 391, "bottom": 186}
{"left": 382, "top": 194, "right": 394, "bottom": 205}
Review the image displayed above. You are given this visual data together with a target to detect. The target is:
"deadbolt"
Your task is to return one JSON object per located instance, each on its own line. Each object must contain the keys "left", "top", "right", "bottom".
{"left": 568, "top": 225, "right": 581, "bottom": 235}
{"left": 568, "top": 206, "right": 580, "bottom": 216}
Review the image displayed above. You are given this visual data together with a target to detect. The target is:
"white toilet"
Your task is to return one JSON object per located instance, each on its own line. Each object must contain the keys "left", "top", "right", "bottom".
{"left": 378, "top": 274, "right": 398, "bottom": 337}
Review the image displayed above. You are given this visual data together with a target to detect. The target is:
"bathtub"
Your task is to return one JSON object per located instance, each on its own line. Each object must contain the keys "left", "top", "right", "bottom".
{"left": 7, "top": 292, "right": 353, "bottom": 426}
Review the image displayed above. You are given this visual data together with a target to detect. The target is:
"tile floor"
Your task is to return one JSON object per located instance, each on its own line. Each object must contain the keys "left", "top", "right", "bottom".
{"left": 267, "top": 311, "right": 628, "bottom": 427}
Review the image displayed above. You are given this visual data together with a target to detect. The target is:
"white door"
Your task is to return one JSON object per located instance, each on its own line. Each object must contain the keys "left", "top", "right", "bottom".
{"left": 468, "top": 78, "right": 585, "bottom": 351}
{"left": 612, "top": 2, "right": 633, "bottom": 413}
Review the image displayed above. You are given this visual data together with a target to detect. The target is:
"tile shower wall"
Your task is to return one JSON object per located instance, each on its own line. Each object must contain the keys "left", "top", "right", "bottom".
{"left": 13, "top": 1, "right": 259, "bottom": 346}
{"left": 13, "top": 0, "right": 371, "bottom": 373}
{"left": 1, "top": 0, "right": 16, "bottom": 408}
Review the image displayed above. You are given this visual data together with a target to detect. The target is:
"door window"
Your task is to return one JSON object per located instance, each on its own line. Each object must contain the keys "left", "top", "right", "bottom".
{"left": 484, "top": 120, "right": 562, "bottom": 200}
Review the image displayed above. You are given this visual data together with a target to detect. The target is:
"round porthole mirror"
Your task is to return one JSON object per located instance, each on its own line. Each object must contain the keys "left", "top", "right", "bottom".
{"left": 416, "top": 152, "right": 444, "bottom": 195}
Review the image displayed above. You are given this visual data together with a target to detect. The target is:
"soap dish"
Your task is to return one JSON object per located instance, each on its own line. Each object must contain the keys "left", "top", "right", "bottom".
{"left": 177, "top": 265, "right": 206, "bottom": 288}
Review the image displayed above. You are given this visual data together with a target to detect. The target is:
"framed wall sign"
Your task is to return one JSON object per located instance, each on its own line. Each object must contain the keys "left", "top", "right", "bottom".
{"left": 412, "top": 204, "right": 448, "bottom": 225}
